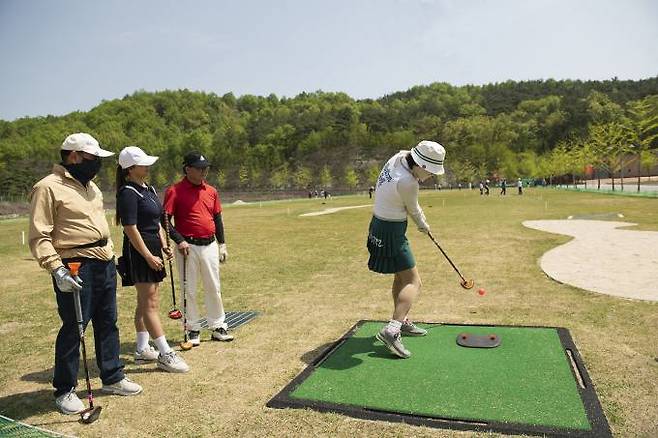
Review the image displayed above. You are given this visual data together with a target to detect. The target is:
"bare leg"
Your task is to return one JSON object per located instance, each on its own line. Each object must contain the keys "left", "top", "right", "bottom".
{"left": 391, "top": 267, "right": 422, "bottom": 322}
{"left": 135, "top": 282, "right": 164, "bottom": 339}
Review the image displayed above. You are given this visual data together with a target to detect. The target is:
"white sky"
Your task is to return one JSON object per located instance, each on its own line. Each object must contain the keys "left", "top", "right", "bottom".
{"left": 1, "top": 0, "right": 657, "bottom": 120}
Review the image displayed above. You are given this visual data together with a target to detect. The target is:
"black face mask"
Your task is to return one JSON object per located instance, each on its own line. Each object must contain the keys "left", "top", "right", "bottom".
{"left": 64, "top": 157, "right": 102, "bottom": 186}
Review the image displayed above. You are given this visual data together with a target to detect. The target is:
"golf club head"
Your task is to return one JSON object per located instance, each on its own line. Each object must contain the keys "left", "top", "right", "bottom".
{"left": 79, "top": 406, "right": 102, "bottom": 424}
{"left": 460, "top": 279, "right": 475, "bottom": 289}
{"left": 168, "top": 309, "right": 183, "bottom": 320}
{"left": 180, "top": 341, "right": 193, "bottom": 351}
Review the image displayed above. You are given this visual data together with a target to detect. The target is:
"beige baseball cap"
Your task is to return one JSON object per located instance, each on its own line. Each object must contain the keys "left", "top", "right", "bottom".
{"left": 61, "top": 133, "right": 114, "bottom": 157}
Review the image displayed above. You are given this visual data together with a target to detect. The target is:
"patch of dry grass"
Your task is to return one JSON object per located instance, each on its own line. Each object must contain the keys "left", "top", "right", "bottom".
{"left": 0, "top": 188, "right": 657, "bottom": 437}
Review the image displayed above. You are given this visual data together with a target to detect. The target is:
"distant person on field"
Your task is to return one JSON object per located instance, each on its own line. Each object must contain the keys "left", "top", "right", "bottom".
{"left": 500, "top": 179, "right": 507, "bottom": 195}
{"left": 484, "top": 180, "right": 490, "bottom": 196}
{"left": 367, "top": 140, "right": 446, "bottom": 359}
{"left": 369, "top": 186, "right": 374, "bottom": 199}
{"left": 163, "top": 151, "right": 234, "bottom": 346}
{"left": 518, "top": 178, "right": 523, "bottom": 195}
{"left": 115, "top": 146, "right": 189, "bottom": 373}
{"left": 479, "top": 181, "right": 484, "bottom": 195}
{"left": 28, "top": 133, "right": 142, "bottom": 416}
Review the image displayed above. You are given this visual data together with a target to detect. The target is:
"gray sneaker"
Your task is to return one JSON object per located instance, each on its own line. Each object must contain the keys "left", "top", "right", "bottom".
{"left": 211, "top": 327, "right": 234, "bottom": 342}
{"left": 101, "top": 377, "right": 143, "bottom": 396}
{"left": 157, "top": 351, "right": 190, "bottom": 373}
{"left": 375, "top": 327, "right": 411, "bottom": 358}
{"left": 135, "top": 345, "right": 159, "bottom": 363}
{"left": 188, "top": 330, "right": 201, "bottom": 347}
{"left": 401, "top": 319, "right": 428, "bottom": 337}
{"left": 55, "top": 389, "right": 84, "bottom": 415}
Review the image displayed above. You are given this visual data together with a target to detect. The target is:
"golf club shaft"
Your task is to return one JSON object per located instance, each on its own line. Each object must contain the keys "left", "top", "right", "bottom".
{"left": 73, "top": 289, "right": 94, "bottom": 408}
{"left": 182, "top": 254, "right": 188, "bottom": 343}
{"left": 163, "top": 213, "right": 177, "bottom": 307}
{"left": 427, "top": 232, "right": 467, "bottom": 282}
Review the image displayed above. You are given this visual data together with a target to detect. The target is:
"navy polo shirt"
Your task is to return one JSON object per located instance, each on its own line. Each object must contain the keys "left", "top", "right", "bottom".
{"left": 117, "top": 182, "right": 162, "bottom": 236}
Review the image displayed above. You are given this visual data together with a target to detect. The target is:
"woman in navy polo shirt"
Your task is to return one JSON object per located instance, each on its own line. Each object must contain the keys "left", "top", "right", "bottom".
{"left": 115, "top": 146, "right": 189, "bottom": 373}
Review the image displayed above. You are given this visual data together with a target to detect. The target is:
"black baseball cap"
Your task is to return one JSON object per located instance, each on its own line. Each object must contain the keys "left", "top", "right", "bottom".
{"left": 183, "top": 151, "right": 211, "bottom": 168}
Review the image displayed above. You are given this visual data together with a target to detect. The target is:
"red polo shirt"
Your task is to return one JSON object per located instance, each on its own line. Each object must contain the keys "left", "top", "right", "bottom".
{"left": 163, "top": 178, "right": 222, "bottom": 238}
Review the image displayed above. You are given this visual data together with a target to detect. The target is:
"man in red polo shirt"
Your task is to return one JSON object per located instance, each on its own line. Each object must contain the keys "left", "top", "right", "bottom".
{"left": 163, "top": 151, "right": 233, "bottom": 345}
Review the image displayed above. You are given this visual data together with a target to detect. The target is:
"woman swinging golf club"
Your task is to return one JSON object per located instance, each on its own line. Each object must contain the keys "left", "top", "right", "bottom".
{"left": 116, "top": 146, "right": 189, "bottom": 373}
{"left": 367, "top": 140, "right": 446, "bottom": 359}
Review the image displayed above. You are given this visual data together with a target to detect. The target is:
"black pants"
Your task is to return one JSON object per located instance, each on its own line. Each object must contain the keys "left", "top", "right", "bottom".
{"left": 52, "top": 258, "right": 124, "bottom": 397}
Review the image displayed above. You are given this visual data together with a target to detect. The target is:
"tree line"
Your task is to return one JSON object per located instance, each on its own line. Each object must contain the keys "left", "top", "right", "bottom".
{"left": 0, "top": 77, "right": 657, "bottom": 197}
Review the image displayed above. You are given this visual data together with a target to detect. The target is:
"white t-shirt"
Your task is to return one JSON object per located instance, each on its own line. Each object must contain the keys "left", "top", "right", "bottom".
{"left": 373, "top": 151, "right": 429, "bottom": 230}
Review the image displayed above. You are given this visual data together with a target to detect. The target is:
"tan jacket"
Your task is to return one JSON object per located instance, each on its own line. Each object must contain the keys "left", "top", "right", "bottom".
{"left": 28, "top": 164, "right": 114, "bottom": 272}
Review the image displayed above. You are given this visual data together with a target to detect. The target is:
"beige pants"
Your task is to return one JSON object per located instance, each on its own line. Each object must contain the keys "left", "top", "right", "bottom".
{"left": 176, "top": 241, "right": 227, "bottom": 331}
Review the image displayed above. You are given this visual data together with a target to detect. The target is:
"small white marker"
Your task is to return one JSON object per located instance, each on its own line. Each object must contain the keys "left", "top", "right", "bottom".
{"left": 567, "top": 216, "right": 573, "bottom": 219}
{"left": 618, "top": 213, "right": 624, "bottom": 218}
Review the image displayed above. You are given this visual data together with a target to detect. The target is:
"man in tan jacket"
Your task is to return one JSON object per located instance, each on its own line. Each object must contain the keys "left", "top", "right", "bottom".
{"left": 29, "top": 133, "right": 142, "bottom": 415}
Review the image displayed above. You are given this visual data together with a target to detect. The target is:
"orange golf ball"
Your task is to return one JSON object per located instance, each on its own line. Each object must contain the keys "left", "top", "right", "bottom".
{"left": 478, "top": 288, "right": 486, "bottom": 296}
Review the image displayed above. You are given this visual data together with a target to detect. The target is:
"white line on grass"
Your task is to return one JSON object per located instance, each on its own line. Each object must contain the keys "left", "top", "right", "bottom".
{"left": 299, "top": 205, "right": 371, "bottom": 217}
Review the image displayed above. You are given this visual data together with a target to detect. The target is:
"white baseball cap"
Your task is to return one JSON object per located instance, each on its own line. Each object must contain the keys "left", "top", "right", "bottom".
{"left": 61, "top": 133, "right": 114, "bottom": 157}
{"left": 410, "top": 140, "right": 446, "bottom": 175}
{"left": 118, "top": 146, "right": 159, "bottom": 169}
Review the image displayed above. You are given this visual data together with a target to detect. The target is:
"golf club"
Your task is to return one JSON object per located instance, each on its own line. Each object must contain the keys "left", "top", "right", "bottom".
{"left": 179, "top": 254, "right": 193, "bottom": 351}
{"left": 427, "top": 232, "right": 475, "bottom": 289}
{"left": 68, "top": 262, "right": 102, "bottom": 424}
{"left": 163, "top": 213, "right": 182, "bottom": 320}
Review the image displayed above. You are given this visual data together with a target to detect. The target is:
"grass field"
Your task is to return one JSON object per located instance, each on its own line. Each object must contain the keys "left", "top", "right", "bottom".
{"left": 0, "top": 188, "right": 657, "bottom": 437}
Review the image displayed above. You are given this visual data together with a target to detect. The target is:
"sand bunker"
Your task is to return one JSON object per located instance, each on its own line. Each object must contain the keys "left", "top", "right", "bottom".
{"left": 523, "top": 220, "right": 658, "bottom": 302}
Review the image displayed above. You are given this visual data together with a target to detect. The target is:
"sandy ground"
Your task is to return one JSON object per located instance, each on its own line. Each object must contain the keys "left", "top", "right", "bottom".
{"left": 523, "top": 219, "right": 658, "bottom": 301}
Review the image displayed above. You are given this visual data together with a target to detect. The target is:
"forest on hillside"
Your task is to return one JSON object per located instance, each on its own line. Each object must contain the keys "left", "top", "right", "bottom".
{"left": 1, "top": 77, "right": 657, "bottom": 197}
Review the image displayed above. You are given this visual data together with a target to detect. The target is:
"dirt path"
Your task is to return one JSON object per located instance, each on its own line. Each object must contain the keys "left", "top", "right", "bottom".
{"left": 523, "top": 220, "right": 658, "bottom": 301}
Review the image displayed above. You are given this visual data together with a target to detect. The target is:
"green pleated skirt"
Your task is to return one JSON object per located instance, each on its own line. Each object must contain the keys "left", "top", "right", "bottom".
{"left": 366, "top": 216, "right": 416, "bottom": 274}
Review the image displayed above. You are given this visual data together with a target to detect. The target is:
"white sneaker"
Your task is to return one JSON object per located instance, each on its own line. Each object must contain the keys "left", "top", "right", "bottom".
{"left": 101, "top": 377, "right": 143, "bottom": 396}
{"left": 401, "top": 319, "right": 428, "bottom": 337}
{"left": 157, "top": 351, "right": 190, "bottom": 373}
{"left": 211, "top": 327, "right": 234, "bottom": 342}
{"left": 135, "top": 345, "right": 159, "bottom": 363}
{"left": 55, "top": 389, "right": 84, "bottom": 415}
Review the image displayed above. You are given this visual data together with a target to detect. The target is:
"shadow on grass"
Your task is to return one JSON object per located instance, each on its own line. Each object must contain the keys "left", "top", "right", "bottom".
{"left": 21, "top": 353, "right": 162, "bottom": 385}
{"left": 301, "top": 336, "right": 396, "bottom": 370}
{"left": 0, "top": 386, "right": 146, "bottom": 424}
{"left": 300, "top": 342, "right": 335, "bottom": 364}
{"left": 0, "top": 389, "right": 56, "bottom": 420}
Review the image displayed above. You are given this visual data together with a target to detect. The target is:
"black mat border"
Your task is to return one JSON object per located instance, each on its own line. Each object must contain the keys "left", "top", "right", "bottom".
{"left": 267, "top": 320, "right": 612, "bottom": 437}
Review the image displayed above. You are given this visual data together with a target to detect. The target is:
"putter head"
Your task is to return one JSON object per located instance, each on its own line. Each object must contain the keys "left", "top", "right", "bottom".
{"left": 460, "top": 279, "right": 475, "bottom": 289}
{"left": 168, "top": 309, "right": 183, "bottom": 320}
{"left": 79, "top": 406, "right": 102, "bottom": 424}
{"left": 68, "top": 262, "right": 81, "bottom": 276}
{"left": 180, "top": 341, "right": 193, "bottom": 351}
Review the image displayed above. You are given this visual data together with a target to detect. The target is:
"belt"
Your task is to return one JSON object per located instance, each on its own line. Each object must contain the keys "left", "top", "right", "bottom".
{"left": 184, "top": 235, "right": 215, "bottom": 246}
{"left": 74, "top": 239, "right": 108, "bottom": 249}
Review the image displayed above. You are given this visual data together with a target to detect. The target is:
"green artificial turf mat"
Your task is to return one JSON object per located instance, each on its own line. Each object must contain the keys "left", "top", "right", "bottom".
{"left": 290, "top": 322, "right": 589, "bottom": 429}
{"left": 0, "top": 415, "right": 69, "bottom": 437}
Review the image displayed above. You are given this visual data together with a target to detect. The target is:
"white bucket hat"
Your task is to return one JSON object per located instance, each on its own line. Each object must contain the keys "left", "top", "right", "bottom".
{"left": 61, "top": 133, "right": 114, "bottom": 157}
{"left": 410, "top": 140, "right": 445, "bottom": 175}
{"left": 118, "top": 146, "right": 159, "bottom": 169}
